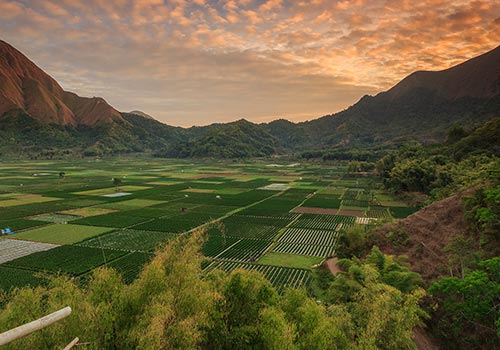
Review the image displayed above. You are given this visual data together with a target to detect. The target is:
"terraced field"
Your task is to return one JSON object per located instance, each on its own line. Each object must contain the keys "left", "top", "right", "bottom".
{"left": 0, "top": 159, "right": 415, "bottom": 291}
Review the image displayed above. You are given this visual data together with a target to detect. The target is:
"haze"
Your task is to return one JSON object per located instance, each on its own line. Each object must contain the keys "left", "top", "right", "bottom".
{"left": 0, "top": 0, "right": 498, "bottom": 126}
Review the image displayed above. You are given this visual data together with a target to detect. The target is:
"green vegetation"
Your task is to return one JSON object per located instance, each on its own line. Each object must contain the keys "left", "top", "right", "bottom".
{"left": 4, "top": 245, "right": 126, "bottom": 275}
{"left": 12, "top": 224, "right": 113, "bottom": 244}
{"left": 429, "top": 257, "right": 500, "bottom": 349}
{"left": 258, "top": 252, "right": 322, "bottom": 269}
{"left": 0, "top": 153, "right": 497, "bottom": 348}
{"left": 0, "top": 231, "right": 425, "bottom": 350}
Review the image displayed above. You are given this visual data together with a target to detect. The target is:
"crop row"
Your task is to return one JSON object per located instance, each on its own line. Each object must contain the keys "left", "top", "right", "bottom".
{"left": 367, "top": 207, "right": 391, "bottom": 219}
{"left": 216, "top": 239, "right": 272, "bottom": 262}
{"left": 4, "top": 245, "right": 126, "bottom": 276}
{"left": 303, "top": 194, "right": 341, "bottom": 209}
{"left": 106, "top": 252, "right": 154, "bottom": 283}
{"left": 73, "top": 212, "right": 148, "bottom": 228}
{"left": 76, "top": 229, "right": 178, "bottom": 252}
{"left": 0, "top": 266, "right": 46, "bottom": 291}
{"left": 278, "top": 228, "right": 340, "bottom": 246}
{"left": 272, "top": 242, "right": 336, "bottom": 257}
{"left": 202, "top": 235, "right": 240, "bottom": 257}
{"left": 291, "top": 214, "right": 355, "bottom": 231}
{"left": 225, "top": 214, "right": 298, "bottom": 227}
{"left": 215, "top": 223, "right": 282, "bottom": 240}
{"left": 205, "top": 260, "right": 312, "bottom": 292}
{"left": 132, "top": 212, "right": 216, "bottom": 233}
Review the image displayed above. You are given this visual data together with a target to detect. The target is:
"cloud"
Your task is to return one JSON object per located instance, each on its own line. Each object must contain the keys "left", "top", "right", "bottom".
{"left": 0, "top": 0, "right": 497, "bottom": 126}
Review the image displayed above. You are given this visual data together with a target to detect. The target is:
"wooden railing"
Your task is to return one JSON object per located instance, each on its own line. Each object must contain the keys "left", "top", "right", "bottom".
{"left": 0, "top": 306, "right": 79, "bottom": 348}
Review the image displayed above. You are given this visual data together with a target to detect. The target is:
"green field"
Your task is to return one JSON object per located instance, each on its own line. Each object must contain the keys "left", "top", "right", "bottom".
{"left": 0, "top": 158, "right": 410, "bottom": 291}
{"left": 12, "top": 224, "right": 113, "bottom": 244}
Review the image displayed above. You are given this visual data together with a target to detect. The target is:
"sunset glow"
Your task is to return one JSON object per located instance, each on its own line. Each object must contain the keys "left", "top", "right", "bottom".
{"left": 1, "top": 0, "right": 498, "bottom": 126}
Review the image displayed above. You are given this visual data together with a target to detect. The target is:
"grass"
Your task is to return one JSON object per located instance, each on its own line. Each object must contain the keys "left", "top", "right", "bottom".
{"left": 12, "top": 224, "right": 113, "bottom": 244}
{"left": 258, "top": 252, "right": 323, "bottom": 269}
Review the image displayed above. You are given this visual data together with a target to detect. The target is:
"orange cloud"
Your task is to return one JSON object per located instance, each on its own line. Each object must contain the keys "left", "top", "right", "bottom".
{"left": 0, "top": 0, "right": 497, "bottom": 126}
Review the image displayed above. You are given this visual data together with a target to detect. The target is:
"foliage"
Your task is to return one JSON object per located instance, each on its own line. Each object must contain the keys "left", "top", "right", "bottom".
{"left": 429, "top": 257, "right": 500, "bottom": 349}
{"left": 0, "top": 230, "right": 427, "bottom": 350}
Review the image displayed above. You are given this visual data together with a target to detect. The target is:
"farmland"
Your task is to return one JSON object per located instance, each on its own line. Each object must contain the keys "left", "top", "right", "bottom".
{"left": 0, "top": 158, "right": 417, "bottom": 292}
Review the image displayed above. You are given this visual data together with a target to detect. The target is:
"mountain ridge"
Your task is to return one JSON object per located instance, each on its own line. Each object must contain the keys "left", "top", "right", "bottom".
{"left": 0, "top": 40, "right": 499, "bottom": 157}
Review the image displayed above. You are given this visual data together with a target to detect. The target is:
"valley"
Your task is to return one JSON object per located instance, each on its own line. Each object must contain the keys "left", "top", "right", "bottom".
{"left": 0, "top": 158, "right": 415, "bottom": 291}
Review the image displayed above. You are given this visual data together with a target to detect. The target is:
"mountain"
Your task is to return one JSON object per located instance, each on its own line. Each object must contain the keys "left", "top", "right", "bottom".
{"left": 128, "top": 110, "right": 156, "bottom": 120}
{"left": 385, "top": 46, "right": 500, "bottom": 101}
{"left": 0, "top": 40, "right": 123, "bottom": 126}
{"left": 0, "top": 39, "right": 499, "bottom": 158}
{"left": 154, "top": 119, "right": 281, "bottom": 158}
{"left": 294, "top": 45, "right": 500, "bottom": 148}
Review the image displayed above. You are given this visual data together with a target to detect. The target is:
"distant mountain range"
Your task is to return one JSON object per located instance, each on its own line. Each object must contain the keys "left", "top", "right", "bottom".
{"left": 0, "top": 39, "right": 498, "bottom": 158}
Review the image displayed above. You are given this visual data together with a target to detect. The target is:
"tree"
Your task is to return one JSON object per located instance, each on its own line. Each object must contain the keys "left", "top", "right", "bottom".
{"left": 429, "top": 257, "right": 500, "bottom": 349}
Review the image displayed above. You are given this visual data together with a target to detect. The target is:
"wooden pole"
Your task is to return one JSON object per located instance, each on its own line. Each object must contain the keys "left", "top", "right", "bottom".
{"left": 0, "top": 306, "right": 72, "bottom": 346}
{"left": 63, "top": 337, "right": 79, "bottom": 350}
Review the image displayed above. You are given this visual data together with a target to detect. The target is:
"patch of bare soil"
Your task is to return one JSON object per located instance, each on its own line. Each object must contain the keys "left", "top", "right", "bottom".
{"left": 293, "top": 206, "right": 339, "bottom": 215}
{"left": 324, "top": 257, "right": 341, "bottom": 275}
{"left": 372, "top": 189, "right": 475, "bottom": 283}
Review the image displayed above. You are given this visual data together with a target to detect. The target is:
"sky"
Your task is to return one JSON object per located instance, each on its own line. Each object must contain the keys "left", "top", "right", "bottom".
{"left": 0, "top": 0, "right": 499, "bottom": 127}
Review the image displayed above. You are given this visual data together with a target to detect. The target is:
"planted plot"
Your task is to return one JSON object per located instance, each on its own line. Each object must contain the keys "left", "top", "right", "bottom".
{"left": 0, "top": 238, "right": 59, "bottom": 264}
{"left": 74, "top": 185, "right": 151, "bottom": 196}
{"left": 278, "top": 228, "right": 340, "bottom": 246}
{"left": 291, "top": 214, "right": 355, "bottom": 231}
{"left": 205, "top": 261, "right": 312, "bottom": 292}
{"left": 95, "top": 199, "right": 165, "bottom": 210}
{"left": 0, "top": 218, "right": 46, "bottom": 231}
{"left": 303, "top": 194, "right": 341, "bottom": 209}
{"left": 106, "top": 252, "right": 154, "bottom": 283}
{"left": 60, "top": 207, "right": 117, "bottom": 217}
{"left": 0, "top": 266, "right": 47, "bottom": 291}
{"left": 201, "top": 235, "right": 240, "bottom": 257}
{"left": 190, "top": 205, "right": 238, "bottom": 216}
{"left": 272, "top": 242, "right": 335, "bottom": 257}
{"left": 341, "top": 199, "right": 369, "bottom": 208}
{"left": 64, "top": 199, "right": 107, "bottom": 208}
{"left": 120, "top": 208, "right": 172, "bottom": 218}
{"left": 132, "top": 213, "right": 214, "bottom": 233}
{"left": 0, "top": 195, "right": 61, "bottom": 207}
{"left": 30, "top": 213, "right": 81, "bottom": 224}
{"left": 12, "top": 224, "right": 113, "bottom": 244}
{"left": 214, "top": 220, "right": 282, "bottom": 240}
{"left": 76, "top": 229, "right": 177, "bottom": 252}
{"left": 367, "top": 206, "right": 391, "bottom": 219}
{"left": 217, "top": 239, "right": 272, "bottom": 262}
{"left": 72, "top": 212, "right": 148, "bottom": 228}
{"left": 4, "top": 245, "right": 126, "bottom": 275}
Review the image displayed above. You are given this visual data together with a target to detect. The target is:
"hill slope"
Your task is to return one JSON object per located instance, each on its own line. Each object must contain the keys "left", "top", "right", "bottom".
{"left": 372, "top": 190, "right": 475, "bottom": 283}
{"left": 0, "top": 40, "right": 123, "bottom": 126}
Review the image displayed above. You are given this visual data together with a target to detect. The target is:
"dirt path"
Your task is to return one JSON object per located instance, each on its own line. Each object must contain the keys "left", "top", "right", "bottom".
{"left": 325, "top": 257, "right": 341, "bottom": 275}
